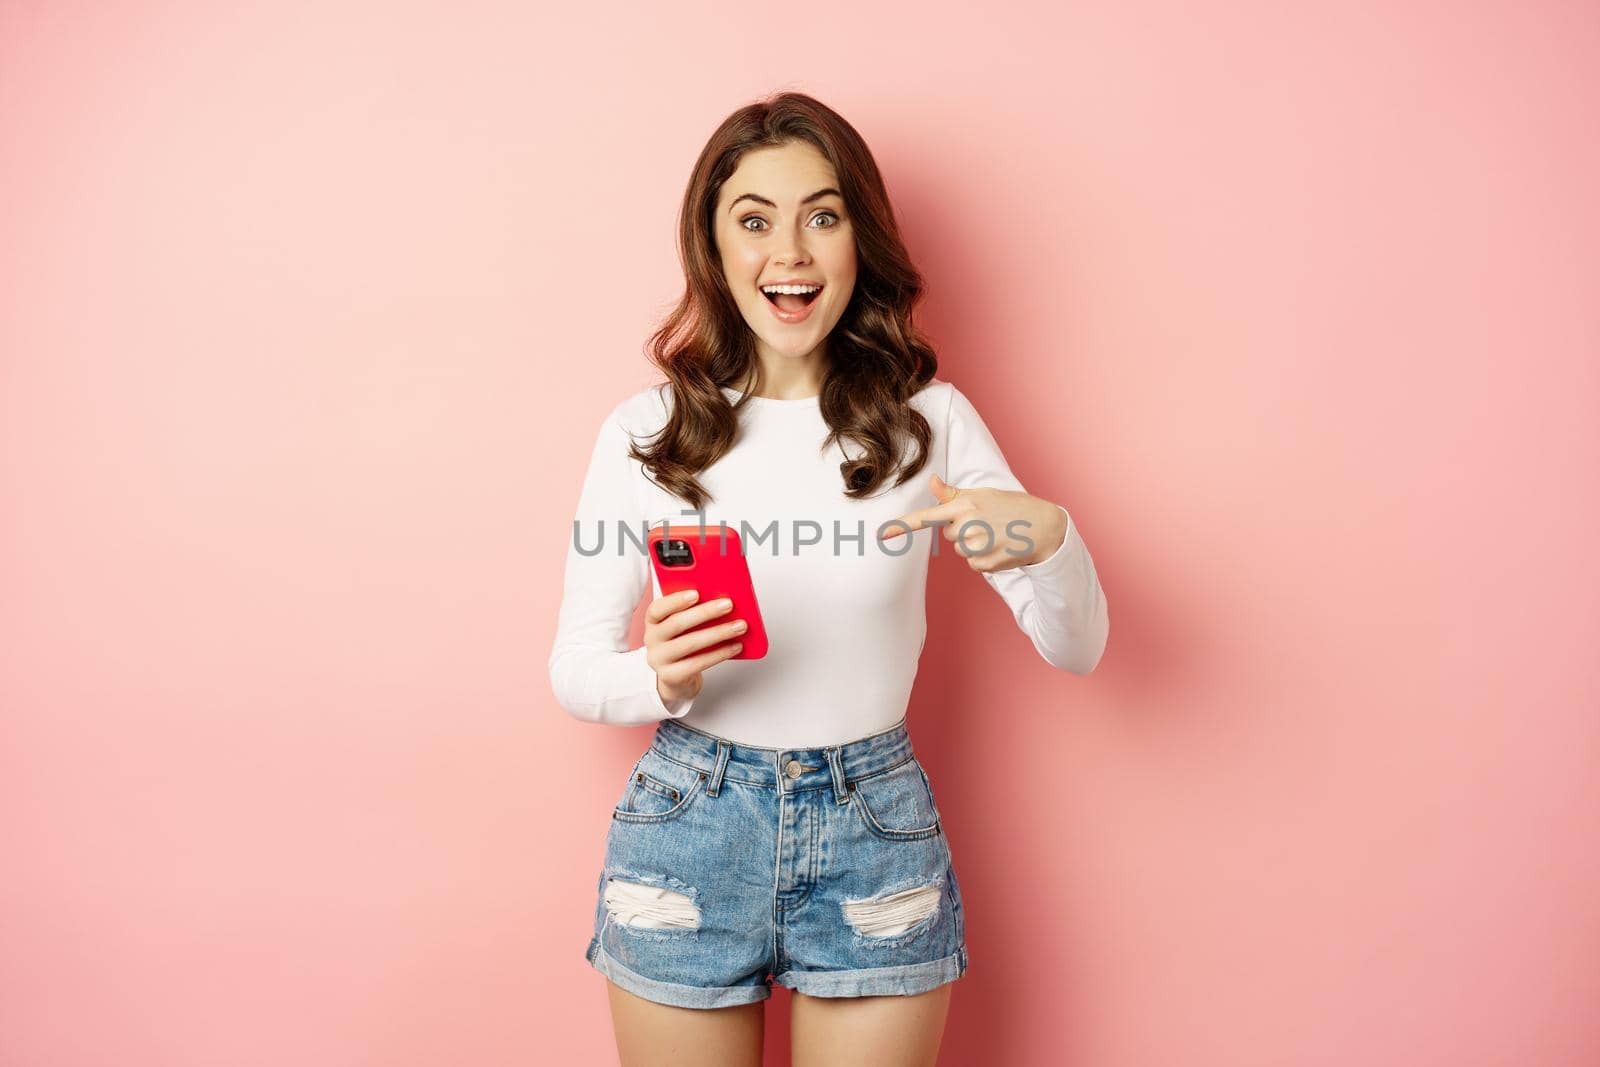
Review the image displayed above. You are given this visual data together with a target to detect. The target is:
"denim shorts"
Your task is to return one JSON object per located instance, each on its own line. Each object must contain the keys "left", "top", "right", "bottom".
{"left": 583, "top": 715, "right": 969, "bottom": 1009}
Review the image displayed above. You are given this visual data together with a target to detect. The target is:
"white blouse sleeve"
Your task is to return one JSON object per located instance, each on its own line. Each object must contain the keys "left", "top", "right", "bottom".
{"left": 943, "top": 384, "right": 1110, "bottom": 674}
{"left": 547, "top": 403, "right": 697, "bottom": 725}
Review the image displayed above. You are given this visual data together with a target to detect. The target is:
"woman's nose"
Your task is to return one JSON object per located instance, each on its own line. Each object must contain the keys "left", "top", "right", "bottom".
{"left": 772, "top": 243, "right": 810, "bottom": 267}
{"left": 772, "top": 229, "right": 810, "bottom": 265}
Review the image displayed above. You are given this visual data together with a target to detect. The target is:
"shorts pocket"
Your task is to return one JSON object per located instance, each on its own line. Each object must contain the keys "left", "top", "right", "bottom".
{"left": 612, "top": 750, "right": 706, "bottom": 824}
{"left": 848, "top": 757, "right": 942, "bottom": 841}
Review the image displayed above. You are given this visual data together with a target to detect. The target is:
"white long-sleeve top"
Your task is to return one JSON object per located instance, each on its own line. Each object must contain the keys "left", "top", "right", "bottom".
{"left": 547, "top": 377, "right": 1109, "bottom": 747}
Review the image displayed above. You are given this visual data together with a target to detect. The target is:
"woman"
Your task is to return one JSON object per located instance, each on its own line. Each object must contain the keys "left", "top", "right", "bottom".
{"left": 549, "top": 91, "right": 1109, "bottom": 1066}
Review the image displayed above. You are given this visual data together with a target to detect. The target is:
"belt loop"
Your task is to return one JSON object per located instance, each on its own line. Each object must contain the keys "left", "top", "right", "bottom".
{"left": 705, "top": 740, "right": 731, "bottom": 797}
{"left": 827, "top": 745, "right": 850, "bottom": 805}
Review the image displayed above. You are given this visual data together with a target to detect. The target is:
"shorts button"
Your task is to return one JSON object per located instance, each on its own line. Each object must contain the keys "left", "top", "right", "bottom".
{"left": 784, "top": 759, "right": 803, "bottom": 778}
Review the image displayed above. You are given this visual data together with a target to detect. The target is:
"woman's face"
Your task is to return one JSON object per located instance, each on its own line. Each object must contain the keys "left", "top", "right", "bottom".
{"left": 714, "top": 140, "right": 858, "bottom": 370}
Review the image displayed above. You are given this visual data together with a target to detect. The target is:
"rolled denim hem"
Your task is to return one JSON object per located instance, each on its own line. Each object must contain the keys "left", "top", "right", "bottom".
{"left": 772, "top": 944, "right": 968, "bottom": 998}
{"left": 586, "top": 937, "right": 772, "bottom": 1010}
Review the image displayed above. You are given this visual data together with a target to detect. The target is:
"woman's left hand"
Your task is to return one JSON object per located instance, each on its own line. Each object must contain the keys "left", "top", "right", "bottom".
{"left": 878, "top": 473, "right": 1067, "bottom": 572}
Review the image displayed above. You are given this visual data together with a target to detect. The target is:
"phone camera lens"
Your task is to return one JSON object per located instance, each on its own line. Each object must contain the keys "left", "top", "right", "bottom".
{"left": 655, "top": 539, "right": 694, "bottom": 568}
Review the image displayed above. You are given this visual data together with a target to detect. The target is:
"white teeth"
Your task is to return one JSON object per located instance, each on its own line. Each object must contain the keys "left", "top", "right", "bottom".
{"left": 761, "top": 284, "right": 822, "bottom": 295}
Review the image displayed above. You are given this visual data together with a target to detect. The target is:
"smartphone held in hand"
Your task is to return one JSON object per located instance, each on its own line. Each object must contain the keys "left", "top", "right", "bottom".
{"left": 647, "top": 524, "right": 769, "bottom": 660}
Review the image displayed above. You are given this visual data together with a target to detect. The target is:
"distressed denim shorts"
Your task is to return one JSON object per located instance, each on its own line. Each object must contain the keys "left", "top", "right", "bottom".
{"left": 583, "top": 715, "right": 969, "bottom": 1009}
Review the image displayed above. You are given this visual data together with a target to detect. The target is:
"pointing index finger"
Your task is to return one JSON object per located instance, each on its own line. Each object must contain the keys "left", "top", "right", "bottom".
{"left": 879, "top": 500, "right": 960, "bottom": 540}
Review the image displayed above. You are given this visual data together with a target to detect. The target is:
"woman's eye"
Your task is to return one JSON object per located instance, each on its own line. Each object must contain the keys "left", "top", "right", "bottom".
{"left": 739, "top": 211, "right": 842, "bottom": 233}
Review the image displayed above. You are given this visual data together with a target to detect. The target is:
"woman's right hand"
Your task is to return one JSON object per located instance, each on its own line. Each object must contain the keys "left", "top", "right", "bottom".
{"left": 645, "top": 590, "right": 745, "bottom": 707}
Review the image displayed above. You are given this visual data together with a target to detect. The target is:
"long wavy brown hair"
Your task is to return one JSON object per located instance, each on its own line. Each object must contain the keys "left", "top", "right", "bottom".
{"left": 631, "top": 91, "right": 940, "bottom": 512}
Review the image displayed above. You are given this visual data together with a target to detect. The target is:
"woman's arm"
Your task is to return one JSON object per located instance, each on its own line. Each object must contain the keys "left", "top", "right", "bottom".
{"left": 547, "top": 404, "right": 698, "bottom": 725}
{"left": 943, "top": 383, "right": 1110, "bottom": 674}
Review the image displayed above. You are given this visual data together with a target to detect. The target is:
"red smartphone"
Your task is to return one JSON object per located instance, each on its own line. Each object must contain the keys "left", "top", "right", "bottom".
{"left": 646, "top": 524, "right": 768, "bottom": 660}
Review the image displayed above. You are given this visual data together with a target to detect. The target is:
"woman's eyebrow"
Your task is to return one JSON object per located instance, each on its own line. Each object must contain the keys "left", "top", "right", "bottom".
{"left": 728, "top": 187, "right": 842, "bottom": 213}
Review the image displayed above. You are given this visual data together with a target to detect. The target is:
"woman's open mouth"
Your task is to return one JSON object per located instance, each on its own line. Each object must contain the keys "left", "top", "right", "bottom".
{"left": 760, "top": 283, "right": 823, "bottom": 324}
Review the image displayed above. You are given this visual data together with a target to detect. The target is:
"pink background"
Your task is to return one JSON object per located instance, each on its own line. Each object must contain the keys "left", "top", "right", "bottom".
{"left": 3, "top": 2, "right": 1597, "bottom": 1065}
